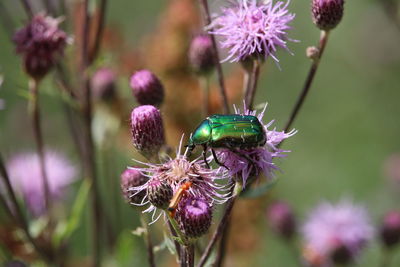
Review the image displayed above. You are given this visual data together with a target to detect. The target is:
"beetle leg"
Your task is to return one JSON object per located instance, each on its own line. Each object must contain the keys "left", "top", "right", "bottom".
{"left": 202, "top": 145, "right": 210, "bottom": 169}
{"left": 229, "top": 147, "right": 258, "bottom": 174}
{"left": 211, "top": 149, "right": 229, "bottom": 170}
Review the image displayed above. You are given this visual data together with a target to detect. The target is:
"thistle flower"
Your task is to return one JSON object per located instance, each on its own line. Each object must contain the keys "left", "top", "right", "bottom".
{"left": 215, "top": 104, "right": 296, "bottom": 187}
{"left": 91, "top": 68, "right": 117, "bottom": 101}
{"left": 128, "top": 140, "right": 229, "bottom": 224}
{"left": 176, "top": 196, "right": 212, "bottom": 238}
{"left": 267, "top": 201, "right": 296, "bottom": 239}
{"left": 209, "top": 0, "right": 296, "bottom": 64}
{"left": 13, "top": 14, "right": 68, "bottom": 80}
{"left": 120, "top": 168, "right": 148, "bottom": 203}
{"left": 380, "top": 211, "right": 400, "bottom": 248}
{"left": 130, "top": 105, "right": 165, "bottom": 158}
{"left": 3, "top": 150, "right": 77, "bottom": 216}
{"left": 302, "top": 200, "right": 373, "bottom": 266}
{"left": 311, "top": 0, "right": 344, "bottom": 31}
{"left": 130, "top": 70, "right": 164, "bottom": 107}
{"left": 189, "top": 34, "right": 215, "bottom": 75}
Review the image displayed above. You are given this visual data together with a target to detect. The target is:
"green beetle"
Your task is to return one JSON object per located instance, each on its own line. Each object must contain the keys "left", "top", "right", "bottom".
{"left": 187, "top": 114, "right": 266, "bottom": 167}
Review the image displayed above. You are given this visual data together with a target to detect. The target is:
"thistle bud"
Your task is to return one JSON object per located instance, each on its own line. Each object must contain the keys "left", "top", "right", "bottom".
{"left": 380, "top": 211, "right": 400, "bottom": 248}
{"left": 130, "top": 70, "right": 164, "bottom": 107}
{"left": 12, "top": 14, "right": 68, "bottom": 81}
{"left": 176, "top": 196, "right": 212, "bottom": 239}
{"left": 91, "top": 68, "right": 117, "bottom": 101}
{"left": 147, "top": 178, "right": 173, "bottom": 209}
{"left": 130, "top": 105, "right": 165, "bottom": 158}
{"left": 311, "top": 0, "right": 344, "bottom": 31}
{"left": 330, "top": 242, "right": 352, "bottom": 265}
{"left": 267, "top": 201, "right": 296, "bottom": 240}
{"left": 306, "top": 46, "right": 320, "bottom": 60}
{"left": 189, "top": 34, "right": 215, "bottom": 75}
{"left": 120, "top": 168, "right": 148, "bottom": 203}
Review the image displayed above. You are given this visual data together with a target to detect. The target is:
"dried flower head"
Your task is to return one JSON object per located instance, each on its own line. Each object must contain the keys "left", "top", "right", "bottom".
{"left": 189, "top": 34, "right": 215, "bottom": 75}
{"left": 215, "top": 104, "right": 296, "bottom": 187}
{"left": 176, "top": 196, "right": 213, "bottom": 238}
{"left": 209, "top": 0, "right": 296, "bottom": 64}
{"left": 120, "top": 168, "right": 148, "bottom": 203}
{"left": 91, "top": 68, "right": 117, "bottom": 101}
{"left": 129, "top": 140, "right": 229, "bottom": 224}
{"left": 380, "top": 211, "right": 400, "bottom": 248}
{"left": 267, "top": 201, "right": 296, "bottom": 239}
{"left": 130, "top": 105, "right": 165, "bottom": 158}
{"left": 13, "top": 14, "right": 68, "bottom": 80}
{"left": 311, "top": 0, "right": 344, "bottom": 31}
{"left": 3, "top": 150, "right": 76, "bottom": 216}
{"left": 130, "top": 70, "right": 164, "bottom": 107}
{"left": 302, "top": 200, "right": 373, "bottom": 266}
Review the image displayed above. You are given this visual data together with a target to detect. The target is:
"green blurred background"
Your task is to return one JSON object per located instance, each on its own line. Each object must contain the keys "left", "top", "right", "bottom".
{"left": 1, "top": 0, "right": 400, "bottom": 266}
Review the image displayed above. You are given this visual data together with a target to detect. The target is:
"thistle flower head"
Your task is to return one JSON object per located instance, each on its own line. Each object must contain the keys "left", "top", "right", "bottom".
{"left": 267, "top": 201, "right": 296, "bottom": 239}
{"left": 176, "top": 196, "right": 213, "bottom": 239}
{"left": 311, "top": 0, "right": 344, "bottom": 31}
{"left": 13, "top": 14, "right": 68, "bottom": 80}
{"left": 380, "top": 211, "right": 400, "bottom": 248}
{"left": 130, "top": 105, "right": 165, "bottom": 159}
{"left": 189, "top": 34, "right": 215, "bottom": 75}
{"left": 128, "top": 139, "right": 230, "bottom": 224}
{"left": 302, "top": 200, "right": 373, "bottom": 265}
{"left": 215, "top": 104, "right": 296, "bottom": 187}
{"left": 91, "top": 68, "right": 117, "bottom": 101}
{"left": 130, "top": 70, "right": 164, "bottom": 107}
{"left": 209, "top": 0, "right": 296, "bottom": 65}
{"left": 3, "top": 150, "right": 76, "bottom": 216}
{"left": 120, "top": 168, "right": 148, "bottom": 203}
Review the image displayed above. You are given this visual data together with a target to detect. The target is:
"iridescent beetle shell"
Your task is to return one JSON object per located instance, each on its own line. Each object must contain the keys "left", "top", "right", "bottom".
{"left": 188, "top": 114, "right": 266, "bottom": 150}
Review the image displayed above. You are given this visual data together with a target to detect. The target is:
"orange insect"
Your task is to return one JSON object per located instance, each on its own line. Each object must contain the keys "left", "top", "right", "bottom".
{"left": 168, "top": 181, "right": 193, "bottom": 218}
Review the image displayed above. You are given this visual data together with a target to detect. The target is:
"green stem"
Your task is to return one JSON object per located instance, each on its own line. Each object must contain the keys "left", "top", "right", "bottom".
{"left": 245, "top": 59, "right": 261, "bottom": 110}
{"left": 141, "top": 216, "right": 156, "bottom": 267}
{"left": 200, "top": 76, "right": 210, "bottom": 117}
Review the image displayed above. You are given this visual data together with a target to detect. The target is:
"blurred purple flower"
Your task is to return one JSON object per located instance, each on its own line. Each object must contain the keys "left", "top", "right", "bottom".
{"left": 4, "top": 150, "right": 77, "bottom": 216}
{"left": 129, "top": 139, "right": 230, "bottom": 223}
{"left": 13, "top": 14, "right": 68, "bottom": 80}
{"left": 215, "top": 104, "right": 296, "bottom": 187}
{"left": 302, "top": 200, "right": 373, "bottom": 265}
{"left": 91, "top": 68, "right": 117, "bottom": 101}
{"left": 267, "top": 201, "right": 296, "bottom": 239}
{"left": 189, "top": 34, "right": 215, "bottom": 75}
{"left": 130, "top": 70, "right": 164, "bottom": 107}
{"left": 209, "top": 0, "right": 296, "bottom": 64}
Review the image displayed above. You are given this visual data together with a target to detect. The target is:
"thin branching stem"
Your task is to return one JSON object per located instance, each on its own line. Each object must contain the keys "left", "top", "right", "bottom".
{"left": 141, "top": 216, "right": 156, "bottom": 267}
{"left": 200, "top": 76, "right": 210, "bottom": 117}
{"left": 90, "top": 0, "right": 108, "bottom": 63}
{"left": 245, "top": 59, "right": 261, "bottom": 110}
{"left": 29, "top": 79, "right": 51, "bottom": 215}
{"left": 199, "top": 0, "right": 230, "bottom": 114}
{"left": 19, "top": 0, "right": 33, "bottom": 18}
{"left": 282, "top": 30, "right": 330, "bottom": 137}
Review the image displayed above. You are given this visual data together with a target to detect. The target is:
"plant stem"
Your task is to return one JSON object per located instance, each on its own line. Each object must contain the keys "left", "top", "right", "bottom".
{"left": 89, "top": 0, "right": 108, "bottom": 63}
{"left": 80, "top": 1, "right": 102, "bottom": 266}
{"left": 200, "top": 76, "right": 210, "bottom": 117}
{"left": 379, "top": 247, "right": 392, "bottom": 267}
{"left": 168, "top": 220, "right": 182, "bottom": 261}
{"left": 213, "top": 217, "right": 231, "bottom": 267}
{"left": 19, "top": 0, "right": 33, "bottom": 18}
{"left": 245, "top": 59, "right": 261, "bottom": 110}
{"left": 29, "top": 79, "right": 51, "bottom": 216}
{"left": 282, "top": 30, "right": 330, "bottom": 135}
{"left": 199, "top": 0, "right": 230, "bottom": 114}
{"left": 0, "top": 153, "right": 52, "bottom": 263}
{"left": 141, "top": 216, "right": 156, "bottom": 267}
{"left": 197, "top": 195, "right": 236, "bottom": 267}
{"left": 181, "top": 245, "right": 195, "bottom": 267}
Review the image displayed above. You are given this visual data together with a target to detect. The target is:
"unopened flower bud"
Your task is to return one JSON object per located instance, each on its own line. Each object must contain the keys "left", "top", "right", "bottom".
{"left": 130, "top": 105, "right": 165, "bottom": 158}
{"left": 130, "top": 70, "right": 164, "bottom": 107}
{"left": 91, "top": 68, "right": 117, "bottom": 101}
{"left": 120, "top": 168, "right": 148, "bottom": 203}
{"left": 147, "top": 178, "right": 173, "bottom": 209}
{"left": 13, "top": 14, "right": 68, "bottom": 80}
{"left": 176, "top": 196, "right": 212, "bottom": 238}
{"left": 380, "top": 211, "right": 400, "bottom": 248}
{"left": 267, "top": 201, "right": 296, "bottom": 239}
{"left": 306, "top": 46, "right": 320, "bottom": 60}
{"left": 311, "top": 0, "right": 344, "bottom": 31}
{"left": 189, "top": 34, "right": 215, "bottom": 75}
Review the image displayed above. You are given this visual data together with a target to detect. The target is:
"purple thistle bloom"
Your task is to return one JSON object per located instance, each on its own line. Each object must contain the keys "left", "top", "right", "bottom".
{"left": 91, "top": 68, "right": 117, "bottom": 101}
{"left": 13, "top": 14, "right": 68, "bottom": 80}
{"left": 380, "top": 211, "right": 400, "bottom": 248}
{"left": 176, "top": 196, "right": 213, "bottom": 238}
{"left": 120, "top": 168, "right": 148, "bottom": 203}
{"left": 3, "top": 150, "right": 77, "bottom": 216}
{"left": 128, "top": 139, "right": 230, "bottom": 224}
{"left": 209, "top": 0, "right": 296, "bottom": 65}
{"left": 214, "top": 104, "right": 296, "bottom": 187}
{"left": 302, "top": 200, "right": 373, "bottom": 265}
